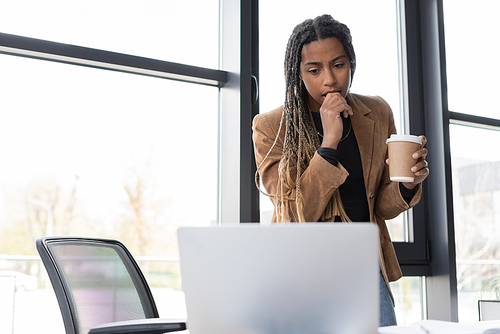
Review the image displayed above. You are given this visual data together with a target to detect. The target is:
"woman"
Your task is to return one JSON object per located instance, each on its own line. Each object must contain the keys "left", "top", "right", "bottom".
{"left": 252, "top": 14, "right": 429, "bottom": 326}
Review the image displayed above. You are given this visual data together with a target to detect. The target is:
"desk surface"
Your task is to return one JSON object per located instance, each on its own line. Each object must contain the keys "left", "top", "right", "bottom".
{"left": 378, "top": 320, "right": 500, "bottom": 334}
{"left": 178, "top": 320, "right": 500, "bottom": 334}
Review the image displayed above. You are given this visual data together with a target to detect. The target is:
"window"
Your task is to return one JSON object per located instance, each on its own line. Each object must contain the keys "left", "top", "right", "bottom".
{"left": 444, "top": 0, "right": 500, "bottom": 322}
{"left": 0, "top": 52, "right": 218, "bottom": 333}
{"left": 443, "top": 0, "right": 500, "bottom": 119}
{"left": 258, "top": 0, "right": 426, "bottom": 324}
{"left": 4, "top": 0, "right": 490, "bottom": 328}
{"left": 0, "top": 1, "right": 224, "bottom": 332}
{"left": 259, "top": 0, "right": 407, "bottom": 240}
{"left": 391, "top": 277, "right": 426, "bottom": 325}
{"left": 450, "top": 125, "right": 500, "bottom": 322}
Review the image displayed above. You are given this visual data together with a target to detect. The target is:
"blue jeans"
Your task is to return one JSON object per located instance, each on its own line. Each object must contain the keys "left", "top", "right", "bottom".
{"left": 379, "top": 272, "right": 397, "bottom": 327}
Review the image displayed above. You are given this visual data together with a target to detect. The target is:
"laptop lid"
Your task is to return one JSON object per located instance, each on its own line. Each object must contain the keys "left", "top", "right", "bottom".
{"left": 178, "top": 223, "right": 380, "bottom": 334}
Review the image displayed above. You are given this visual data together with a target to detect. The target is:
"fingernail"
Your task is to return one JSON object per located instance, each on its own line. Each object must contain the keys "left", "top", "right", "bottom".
{"left": 413, "top": 153, "right": 418, "bottom": 159}
{"left": 411, "top": 167, "right": 417, "bottom": 172}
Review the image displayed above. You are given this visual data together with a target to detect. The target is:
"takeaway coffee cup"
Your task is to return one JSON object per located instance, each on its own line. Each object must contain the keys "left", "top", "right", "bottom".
{"left": 386, "top": 134, "right": 422, "bottom": 182}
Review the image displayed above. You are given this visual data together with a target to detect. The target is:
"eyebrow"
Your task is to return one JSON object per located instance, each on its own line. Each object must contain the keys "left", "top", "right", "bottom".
{"left": 303, "top": 55, "right": 348, "bottom": 67}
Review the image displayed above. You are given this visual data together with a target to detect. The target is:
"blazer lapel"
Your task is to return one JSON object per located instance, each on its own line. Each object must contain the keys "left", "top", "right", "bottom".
{"left": 348, "top": 94, "right": 375, "bottom": 191}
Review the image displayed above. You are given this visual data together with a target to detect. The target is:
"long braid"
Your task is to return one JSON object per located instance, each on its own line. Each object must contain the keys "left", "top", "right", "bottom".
{"left": 256, "top": 14, "right": 356, "bottom": 223}
{"left": 278, "top": 20, "right": 322, "bottom": 222}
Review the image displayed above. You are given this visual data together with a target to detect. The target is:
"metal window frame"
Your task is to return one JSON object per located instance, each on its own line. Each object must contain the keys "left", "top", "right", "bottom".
{"left": 449, "top": 112, "right": 500, "bottom": 130}
{"left": 239, "top": 0, "right": 260, "bottom": 223}
{"left": 401, "top": 0, "right": 458, "bottom": 321}
{"left": 0, "top": 32, "right": 227, "bottom": 87}
{"left": 393, "top": 0, "right": 431, "bottom": 276}
{"left": 218, "top": 0, "right": 260, "bottom": 225}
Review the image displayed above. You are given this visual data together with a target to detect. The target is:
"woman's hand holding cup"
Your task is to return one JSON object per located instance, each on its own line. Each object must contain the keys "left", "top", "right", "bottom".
{"left": 386, "top": 135, "right": 429, "bottom": 190}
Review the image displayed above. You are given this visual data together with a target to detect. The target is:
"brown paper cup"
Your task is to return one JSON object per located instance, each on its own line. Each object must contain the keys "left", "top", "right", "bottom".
{"left": 386, "top": 135, "right": 422, "bottom": 182}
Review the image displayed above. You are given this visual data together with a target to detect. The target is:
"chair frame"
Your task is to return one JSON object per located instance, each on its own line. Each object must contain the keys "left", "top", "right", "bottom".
{"left": 36, "top": 236, "right": 186, "bottom": 334}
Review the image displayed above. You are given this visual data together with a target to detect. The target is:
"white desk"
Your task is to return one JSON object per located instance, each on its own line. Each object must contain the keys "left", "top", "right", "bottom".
{"left": 179, "top": 320, "right": 500, "bottom": 334}
{"left": 378, "top": 320, "right": 500, "bottom": 334}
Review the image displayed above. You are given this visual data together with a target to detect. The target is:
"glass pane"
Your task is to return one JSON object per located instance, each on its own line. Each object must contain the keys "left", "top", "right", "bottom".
{"left": 386, "top": 214, "right": 407, "bottom": 242}
{"left": 259, "top": 0, "right": 402, "bottom": 128}
{"left": 443, "top": 0, "right": 500, "bottom": 118}
{"left": 390, "top": 276, "right": 425, "bottom": 326}
{"left": 259, "top": 0, "right": 408, "bottom": 241}
{"left": 0, "top": 0, "right": 219, "bottom": 69}
{"left": 0, "top": 54, "right": 218, "bottom": 332}
{"left": 450, "top": 124, "right": 500, "bottom": 322}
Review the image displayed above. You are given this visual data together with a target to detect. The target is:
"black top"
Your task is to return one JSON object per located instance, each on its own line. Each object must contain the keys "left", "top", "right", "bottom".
{"left": 312, "top": 112, "right": 414, "bottom": 222}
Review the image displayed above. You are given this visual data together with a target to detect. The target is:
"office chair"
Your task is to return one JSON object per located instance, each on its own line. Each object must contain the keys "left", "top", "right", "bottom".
{"left": 36, "top": 236, "right": 186, "bottom": 334}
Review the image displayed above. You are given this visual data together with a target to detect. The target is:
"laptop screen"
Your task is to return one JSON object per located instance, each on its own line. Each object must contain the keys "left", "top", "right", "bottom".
{"left": 178, "top": 223, "right": 380, "bottom": 334}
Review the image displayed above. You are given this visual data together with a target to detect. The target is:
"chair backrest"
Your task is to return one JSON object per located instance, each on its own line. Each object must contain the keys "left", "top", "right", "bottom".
{"left": 479, "top": 300, "right": 500, "bottom": 321}
{"left": 36, "top": 237, "right": 159, "bottom": 334}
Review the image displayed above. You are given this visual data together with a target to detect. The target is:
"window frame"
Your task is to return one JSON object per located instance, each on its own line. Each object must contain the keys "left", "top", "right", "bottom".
{"left": 392, "top": 0, "right": 431, "bottom": 275}
{"left": 443, "top": 0, "right": 500, "bottom": 322}
{"left": 245, "top": 0, "right": 435, "bottom": 275}
{"left": 401, "top": 0, "right": 458, "bottom": 321}
{"left": 245, "top": 0, "right": 466, "bottom": 321}
{"left": 238, "top": 0, "right": 260, "bottom": 223}
{"left": 0, "top": 2, "right": 236, "bottom": 225}
{"left": 0, "top": 33, "right": 227, "bottom": 87}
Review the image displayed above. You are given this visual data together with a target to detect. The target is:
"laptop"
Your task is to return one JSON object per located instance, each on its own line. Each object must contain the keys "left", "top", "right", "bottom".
{"left": 177, "top": 223, "right": 380, "bottom": 334}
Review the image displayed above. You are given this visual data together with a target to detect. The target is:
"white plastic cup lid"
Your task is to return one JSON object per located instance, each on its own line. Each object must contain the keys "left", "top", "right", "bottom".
{"left": 386, "top": 134, "right": 422, "bottom": 145}
{"left": 390, "top": 176, "right": 415, "bottom": 182}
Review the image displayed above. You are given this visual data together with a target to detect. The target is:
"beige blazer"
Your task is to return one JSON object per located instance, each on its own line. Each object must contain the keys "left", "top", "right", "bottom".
{"left": 252, "top": 93, "right": 422, "bottom": 293}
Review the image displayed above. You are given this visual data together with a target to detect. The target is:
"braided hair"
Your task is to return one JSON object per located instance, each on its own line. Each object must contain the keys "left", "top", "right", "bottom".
{"left": 258, "top": 14, "right": 356, "bottom": 223}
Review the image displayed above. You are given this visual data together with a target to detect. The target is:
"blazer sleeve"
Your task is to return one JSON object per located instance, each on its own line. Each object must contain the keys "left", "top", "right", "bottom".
{"left": 252, "top": 109, "right": 349, "bottom": 222}
{"left": 372, "top": 97, "right": 422, "bottom": 220}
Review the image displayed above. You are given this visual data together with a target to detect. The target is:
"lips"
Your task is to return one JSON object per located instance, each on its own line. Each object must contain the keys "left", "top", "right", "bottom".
{"left": 322, "top": 90, "right": 341, "bottom": 97}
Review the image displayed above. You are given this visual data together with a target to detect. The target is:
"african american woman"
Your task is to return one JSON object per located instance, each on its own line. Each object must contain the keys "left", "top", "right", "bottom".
{"left": 252, "top": 14, "right": 429, "bottom": 326}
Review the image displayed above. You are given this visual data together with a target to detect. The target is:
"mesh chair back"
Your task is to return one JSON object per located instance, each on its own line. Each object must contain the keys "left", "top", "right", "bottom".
{"left": 37, "top": 237, "right": 159, "bottom": 334}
